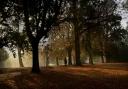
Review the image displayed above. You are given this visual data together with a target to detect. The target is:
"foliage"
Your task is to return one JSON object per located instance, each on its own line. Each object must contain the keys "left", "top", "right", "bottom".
{"left": 48, "top": 22, "right": 74, "bottom": 61}
{"left": 0, "top": 48, "right": 9, "bottom": 62}
{"left": 0, "top": 0, "right": 127, "bottom": 70}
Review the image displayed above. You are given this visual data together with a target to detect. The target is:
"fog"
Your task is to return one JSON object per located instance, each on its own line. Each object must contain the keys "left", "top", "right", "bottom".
{"left": 0, "top": 47, "right": 46, "bottom": 68}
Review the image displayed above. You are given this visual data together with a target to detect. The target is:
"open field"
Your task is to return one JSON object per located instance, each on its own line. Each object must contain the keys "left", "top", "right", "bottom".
{"left": 0, "top": 63, "right": 128, "bottom": 89}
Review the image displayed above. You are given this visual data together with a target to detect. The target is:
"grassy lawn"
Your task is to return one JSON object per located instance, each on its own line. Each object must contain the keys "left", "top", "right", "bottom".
{"left": 0, "top": 63, "right": 128, "bottom": 89}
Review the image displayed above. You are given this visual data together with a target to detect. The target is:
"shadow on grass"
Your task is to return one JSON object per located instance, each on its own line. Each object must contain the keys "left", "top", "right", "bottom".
{"left": 0, "top": 67, "right": 128, "bottom": 89}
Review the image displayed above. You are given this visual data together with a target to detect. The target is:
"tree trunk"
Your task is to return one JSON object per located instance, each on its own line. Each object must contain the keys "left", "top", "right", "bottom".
{"left": 46, "top": 49, "right": 49, "bottom": 67}
{"left": 99, "top": 34, "right": 106, "bottom": 63}
{"left": 18, "top": 46, "right": 24, "bottom": 67}
{"left": 73, "top": 0, "right": 81, "bottom": 66}
{"left": 46, "top": 56, "right": 49, "bottom": 67}
{"left": 101, "top": 40, "right": 106, "bottom": 63}
{"left": 64, "top": 57, "right": 67, "bottom": 66}
{"left": 85, "top": 31, "right": 93, "bottom": 65}
{"left": 23, "top": 0, "right": 40, "bottom": 73}
{"left": 88, "top": 49, "right": 93, "bottom": 64}
{"left": 17, "top": 12, "right": 24, "bottom": 67}
{"left": 56, "top": 57, "right": 59, "bottom": 66}
{"left": 67, "top": 47, "right": 72, "bottom": 65}
{"left": 74, "top": 27, "right": 81, "bottom": 65}
{"left": 101, "top": 53, "right": 104, "bottom": 63}
{"left": 31, "top": 42, "right": 40, "bottom": 73}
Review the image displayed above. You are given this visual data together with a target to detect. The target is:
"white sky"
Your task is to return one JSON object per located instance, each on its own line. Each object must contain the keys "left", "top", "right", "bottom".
{"left": 116, "top": 0, "right": 128, "bottom": 28}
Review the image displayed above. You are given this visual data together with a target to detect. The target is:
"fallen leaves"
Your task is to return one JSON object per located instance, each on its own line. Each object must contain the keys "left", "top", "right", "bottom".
{"left": 0, "top": 63, "right": 127, "bottom": 89}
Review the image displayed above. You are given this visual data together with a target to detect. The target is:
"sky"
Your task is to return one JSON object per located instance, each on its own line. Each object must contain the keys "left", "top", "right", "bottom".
{"left": 116, "top": 0, "right": 128, "bottom": 28}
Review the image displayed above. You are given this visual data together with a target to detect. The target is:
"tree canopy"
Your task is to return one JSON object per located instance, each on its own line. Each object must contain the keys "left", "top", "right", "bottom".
{"left": 0, "top": 0, "right": 127, "bottom": 73}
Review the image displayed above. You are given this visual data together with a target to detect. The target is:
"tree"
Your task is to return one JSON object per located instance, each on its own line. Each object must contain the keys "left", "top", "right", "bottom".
{"left": 0, "top": 48, "right": 9, "bottom": 62}
{"left": 123, "top": 0, "right": 128, "bottom": 9}
{"left": 48, "top": 22, "right": 74, "bottom": 65}
{"left": 78, "top": 0, "right": 124, "bottom": 64}
{"left": 22, "top": 0, "right": 63, "bottom": 73}
{"left": 0, "top": 48, "right": 9, "bottom": 68}
{"left": 0, "top": 0, "right": 63, "bottom": 72}
{"left": 0, "top": 0, "right": 11, "bottom": 48}
{"left": 71, "top": 0, "right": 82, "bottom": 66}
{"left": 0, "top": 0, "right": 30, "bottom": 67}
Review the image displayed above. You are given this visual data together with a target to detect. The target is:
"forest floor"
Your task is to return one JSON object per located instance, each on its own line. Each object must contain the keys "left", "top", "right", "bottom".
{"left": 0, "top": 63, "right": 128, "bottom": 89}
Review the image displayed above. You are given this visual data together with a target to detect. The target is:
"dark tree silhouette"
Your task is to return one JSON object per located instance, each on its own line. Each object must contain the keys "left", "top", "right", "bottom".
{"left": 22, "top": 0, "right": 63, "bottom": 73}
{"left": 72, "top": 0, "right": 81, "bottom": 66}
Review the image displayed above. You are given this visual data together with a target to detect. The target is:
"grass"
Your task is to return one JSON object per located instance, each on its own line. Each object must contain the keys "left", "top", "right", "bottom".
{"left": 0, "top": 63, "right": 128, "bottom": 89}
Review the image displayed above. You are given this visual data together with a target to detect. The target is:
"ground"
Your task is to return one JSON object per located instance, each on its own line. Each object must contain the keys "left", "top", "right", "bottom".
{"left": 0, "top": 63, "right": 128, "bottom": 89}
